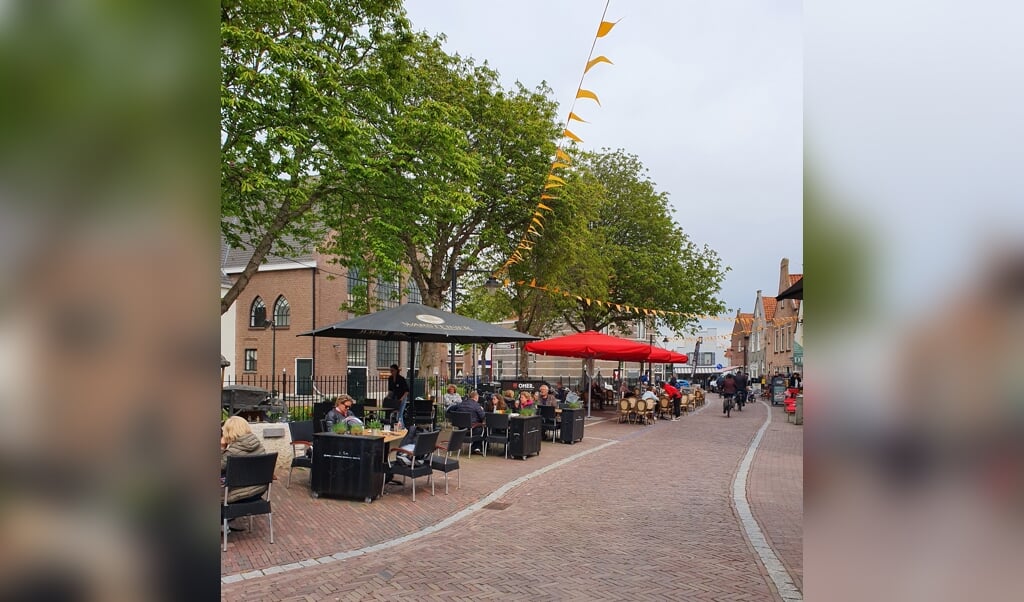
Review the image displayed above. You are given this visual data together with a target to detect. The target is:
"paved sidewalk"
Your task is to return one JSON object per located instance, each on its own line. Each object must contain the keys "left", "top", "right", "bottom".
{"left": 222, "top": 400, "right": 803, "bottom": 600}
{"left": 747, "top": 402, "right": 804, "bottom": 592}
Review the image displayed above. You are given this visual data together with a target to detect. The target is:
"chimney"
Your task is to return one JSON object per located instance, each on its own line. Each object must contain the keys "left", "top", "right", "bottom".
{"left": 779, "top": 259, "right": 790, "bottom": 307}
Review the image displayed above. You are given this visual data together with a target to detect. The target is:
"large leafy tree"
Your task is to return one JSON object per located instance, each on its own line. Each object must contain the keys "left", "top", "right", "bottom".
{"left": 323, "top": 34, "right": 562, "bottom": 377}
{"left": 513, "top": 149, "right": 729, "bottom": 340}
{"left": 220, "top": 0, "right": 412, "bottom": 314}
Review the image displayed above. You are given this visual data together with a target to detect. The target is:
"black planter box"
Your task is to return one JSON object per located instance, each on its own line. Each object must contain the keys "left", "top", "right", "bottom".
{"left": 310, "top": 433, "right": 386, "bottom": 502}
{"left": 507, "top": 415, "right": 542, "bottom": 459}
{"left": 558, "top": 408, "right": 585, "bottom": 444}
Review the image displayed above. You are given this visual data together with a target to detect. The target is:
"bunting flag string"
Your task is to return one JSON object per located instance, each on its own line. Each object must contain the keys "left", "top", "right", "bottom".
{"left": 496, "top": 276, "right": 801, "bottom": 325}
{"left": 495, "top": 0, "right": 617, "bottom": 278}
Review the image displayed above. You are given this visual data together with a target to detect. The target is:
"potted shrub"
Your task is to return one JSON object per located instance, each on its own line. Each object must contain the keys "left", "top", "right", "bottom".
{"left": 366, "top": 419, "right": 383, "bottom": 434}
{"left": 332, "top": 422, "right": 349, "bottom": 434}
{"left": 519, "top": 407, "right": 536, "bottom": 417}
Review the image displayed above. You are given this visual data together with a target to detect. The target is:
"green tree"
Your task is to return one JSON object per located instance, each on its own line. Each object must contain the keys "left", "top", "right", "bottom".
{"left": 323, "top": 34, "right": 562, "bottom": 376}
{"left": 525, "top": 149, "right": 729, "bottom": 338}
{"left": 220, "top": 0, "right": 412, "bottom": 314}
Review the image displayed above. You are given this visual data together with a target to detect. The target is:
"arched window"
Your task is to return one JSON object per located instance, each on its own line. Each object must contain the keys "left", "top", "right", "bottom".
{"left": 250, "top": 297, "right": 266, "bottom": 327}
{"left": 273, "top": 295, "right": 290, "bottom": 327}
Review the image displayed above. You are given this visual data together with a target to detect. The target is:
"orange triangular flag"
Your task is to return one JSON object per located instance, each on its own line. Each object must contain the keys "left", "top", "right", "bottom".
{"left": 539, "top": 194, "right": 556, "bottom": 201}
{"left": 568, "top": 112, "right": 588, "bottom": 123}
{"left": 563, "top": 129, "right": 583, "bottom": 143}
{"left": 546, "top": 174, "right": 565, "bottom": 185}
{"left": 576, "top": 89, "right": 601, "bottom": 106}
{"left": 551, "top": 161, "right": 570, "bottom": 170}
{"left": 544, "top": 182, "right": 563, "bottom": 190}
{"left": 585, "top": 55, "right": 613, "bottom": 73}
{"left": 596, "top": 20, "right": 618, "bottom": 37}
{"left": 531, "top": 217, "right": 544, "bottom": 229}
{"left": 556, "top": 149, "right": 571, "bottom": 163}
{"left": 537, "top": 203, "right": 553, "bottom": 212}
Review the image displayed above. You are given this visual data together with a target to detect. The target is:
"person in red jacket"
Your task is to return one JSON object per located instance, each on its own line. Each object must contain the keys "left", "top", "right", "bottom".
{"left": 721, "top": 373, "right": 737, "bottom": 417}
{"left": 662, "top": 381, "right": 683, "bottom": 422}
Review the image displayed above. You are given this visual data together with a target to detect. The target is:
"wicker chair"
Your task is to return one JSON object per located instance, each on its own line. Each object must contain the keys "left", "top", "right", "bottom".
{"left": 618, "top": 399, "right": 631, "bottom": 423}
{"left": 657, "top": 396, "right": 672, "bottom": 420}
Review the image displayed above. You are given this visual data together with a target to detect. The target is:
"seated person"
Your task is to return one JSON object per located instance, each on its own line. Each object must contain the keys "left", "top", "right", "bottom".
{"left": 517, "top": 390, "right": 535, "bottom": 410}
{"left": 486, "top": 393, "right": 507, "bottom": 413}
{"left": 641, "top": 386, "right": 658, "bottom": 402}
{"left": 442, "top": 384, "right": 462, "bottom": 410}
{"left": 220, "top": 416, "right": 268, "bottom": 503}
{"left": 324, "top": 394, "right": 355, "bottom": 431}
{"left": 448, "top": 390, "right": 486, "bottom": 454}
{"left": 534, "top": 384, "right": 557, "bottom": 406}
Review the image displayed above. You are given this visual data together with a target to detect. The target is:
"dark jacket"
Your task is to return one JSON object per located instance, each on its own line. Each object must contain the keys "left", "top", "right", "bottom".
{"left": 324, "top": 407, "right": 350, "bottom": 431}
{"left": 722, "top": 375, "right": 737, "bottom": 395}
{"left": 221, "top": 432, "right": 268, "bottom": 503}
{"left": 451, "top": 398, "right": 485, "bottom": 425}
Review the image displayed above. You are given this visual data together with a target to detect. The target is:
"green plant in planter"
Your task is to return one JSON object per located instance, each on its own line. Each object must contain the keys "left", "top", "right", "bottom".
{"left": 289, "top": 406, "right": 312, "bottom": 422}
{"left": 519, "top": 407, "right": 536, "bottom": 417}
{"left": 332, "top": 422, "right": 349, "bottom": 434}
{"left": 366, "top": 419, "right": 383, "bottom": 432}
{"left": 349, "top": 424, "right": 364, "bottom": 435}
{"left": 566, "top": 401, "right": 582, "bottom": 410}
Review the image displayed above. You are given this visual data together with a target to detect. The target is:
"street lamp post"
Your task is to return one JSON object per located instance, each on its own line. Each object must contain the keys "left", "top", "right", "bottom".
{"left": 263, "top": 319, "right": 278, "bottom": 397}
{"left": 449, "top": 266, "right": 501, "bottom": 383}
{"left": 690, "top": 336, "right": 703, "bottom": 381}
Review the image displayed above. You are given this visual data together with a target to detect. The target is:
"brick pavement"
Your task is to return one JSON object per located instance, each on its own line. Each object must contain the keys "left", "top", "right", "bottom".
{"left": 222, "top": 400, "right": 803, "bottom": 600}
{"left": 747, "top": 402, "right": 803, "bottom": 592}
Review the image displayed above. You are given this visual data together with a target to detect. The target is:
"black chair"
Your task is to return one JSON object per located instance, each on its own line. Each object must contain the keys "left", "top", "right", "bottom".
{"left": 222, "top": 452, "right": 278, "bottom": 552}
{"left": 286, "top": 420, "right": 314, "bottom": 488}
{"left": 449, "top": 411, "right": 486, "bottom": 457}
{"left": 412, "top": 398, "right": 436, "bottom": 431}
{"left": 539, "top": 405, "right": 560, "bottom": 442}
{"left": 388, "top": 429, "right": 440, "bottom": 502}
{"left": 484, "top": 413, "right": 511, "bottom": 458}
{"left": 430, "top": 428, "right": 467, "bottom": 494}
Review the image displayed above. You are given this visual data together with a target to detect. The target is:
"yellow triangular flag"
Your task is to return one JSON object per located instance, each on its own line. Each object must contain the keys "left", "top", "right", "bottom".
{"left": 544, "top": 182, "right": 564, "bottom": 190}
{"left": 537, "top": 203, "right": 553, "bottom": 212}
{"left": 556, "top": 148, "right": 572, "bottom": 163}
{"left": 546, "top": 174, "right": 566, "bottom": 185}
{"left": 576, "top": 89, "right": 601, "bottom": 106}
{"left": 585, "top": 298, "right": 592, "bottom": 306}
{"left": 563, "top": 129, "right": 583, "bottom": 143}
{"left": 585, "top": 55, "right": 613, "bottom": 73}
{"left": 531, "top": 217, "right": 544, "bottom": 228}
{"left": 539, "top": 194, "right": 556, "bottom": 201}
{"left": 551, "top": 162, "right": 570, "bottom": 170}
{"left": 596, "top": 20, "right": 618, "bottom": 37}
{"left": 568, "top": 112, "right": 588, "bottom": 123}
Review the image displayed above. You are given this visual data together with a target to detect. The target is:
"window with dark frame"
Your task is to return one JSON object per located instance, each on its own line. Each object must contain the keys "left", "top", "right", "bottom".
{"left": 405, "top": 278, "right": 422, "bottom": 304}
{"left": 273, "top": 295, "right": 290, "bottom": 327}
{"left": 376, "top": 277, "right": 400, "bottom": 309}
{"left": 249, "top": 297, "right": 266, "bottom": 327}
{"left": 347, "top": 338, "right": 367, "bottom": 367}
{"left": 244, "top": 349, "right": 257, "bottom": 372}
{"left": 376, "top": 340, "right": 399, "bottom": 367}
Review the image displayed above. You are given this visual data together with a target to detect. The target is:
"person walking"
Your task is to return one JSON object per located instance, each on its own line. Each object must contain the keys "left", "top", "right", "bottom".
{"left": 721, "top": 373, "right": 737, "bottom": 417}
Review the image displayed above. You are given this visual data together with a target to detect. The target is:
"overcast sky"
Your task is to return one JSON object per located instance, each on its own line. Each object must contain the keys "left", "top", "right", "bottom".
{"left": 404, "top": 0, "right": 803, "bottom": 327}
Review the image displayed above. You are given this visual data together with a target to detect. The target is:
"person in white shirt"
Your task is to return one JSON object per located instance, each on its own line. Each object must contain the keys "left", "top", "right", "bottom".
{"left": 641, "top": 387, "right": 658, "bottom": 402}
{"left": 442, "top": 384, "right": 462, "bottom": 410}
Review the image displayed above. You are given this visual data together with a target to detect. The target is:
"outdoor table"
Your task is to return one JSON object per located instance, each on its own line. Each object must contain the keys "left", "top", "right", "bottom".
{"left": 310, "top": 429, "right": 407, "bottom": 503}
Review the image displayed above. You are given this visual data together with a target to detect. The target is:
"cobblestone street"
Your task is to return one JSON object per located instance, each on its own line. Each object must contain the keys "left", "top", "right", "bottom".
{"left": 222, "top": 399, "right": 802, "bottom": 601}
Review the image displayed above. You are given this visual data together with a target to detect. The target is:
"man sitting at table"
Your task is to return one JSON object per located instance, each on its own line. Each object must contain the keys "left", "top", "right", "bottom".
{"left": 641, "top": 386, "right": 658, "bottom": 402}
{"left": 448, "top": 390, "right": 486, "bottom": 455}
{"left": 324, "top": 394, "right": 358, "bottom": 431}
{"left": 534, "top": 384, "right": 557, "bottom": 406}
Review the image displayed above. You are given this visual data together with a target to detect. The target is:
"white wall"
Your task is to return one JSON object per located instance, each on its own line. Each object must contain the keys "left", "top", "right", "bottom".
{"left": 221, "top": 284, "right": 236, "bottom": 382}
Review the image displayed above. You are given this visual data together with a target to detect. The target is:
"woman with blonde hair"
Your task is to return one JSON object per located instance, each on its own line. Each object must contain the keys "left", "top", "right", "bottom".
{"left": 220, "top": 416, "right": 268, "bottom": 503}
